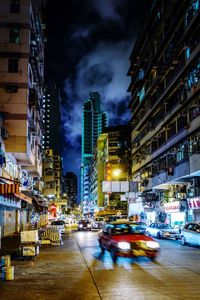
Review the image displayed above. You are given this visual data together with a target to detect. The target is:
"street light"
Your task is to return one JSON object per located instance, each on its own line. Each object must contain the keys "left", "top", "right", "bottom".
{"left": 112, "top": 168, "right": 122, "bottom": 178}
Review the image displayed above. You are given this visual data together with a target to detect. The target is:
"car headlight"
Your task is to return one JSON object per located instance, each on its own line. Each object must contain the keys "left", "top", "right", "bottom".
{"left": 118, "top": 242, "right": 131, "bottom": 250}
{"left": 146, "top": 241, "right": 160, "bottom": 249}
{"left": 79, "top": 224, "right": 83, "bottom": 228}
{"left": 87, "top": 224, "right": 91, "bottom": 227}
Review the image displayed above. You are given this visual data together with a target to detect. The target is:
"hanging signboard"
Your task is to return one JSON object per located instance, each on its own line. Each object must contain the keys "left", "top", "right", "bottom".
{"left": 164, "top": 201, "right": 180, "bottom": 212}
{"left": 187, "top": 198, "right": 200, "bottom": 209}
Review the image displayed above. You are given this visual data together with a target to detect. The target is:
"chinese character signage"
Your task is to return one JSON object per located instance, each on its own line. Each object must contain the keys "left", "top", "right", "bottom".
{"left": 164, "top": 201, "right": 180, "bottom": 212}
{"left": 187, "top": 198, "right": 200, "bottom": 209}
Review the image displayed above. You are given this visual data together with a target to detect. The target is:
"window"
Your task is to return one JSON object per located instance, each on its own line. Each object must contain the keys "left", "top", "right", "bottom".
{"left": 185, "top": 0, "right": 199, "bottom": 27}
{"left": 137, "top": 86, "right": 145, "bottom": 102}
{"left": 10, "top": 0, "right": 20, "bottom": 13}
{"left": 138, "top": 68, "right": 144, "bottom": 80}
{"left": 9, "top": 28, "right": 20, "bottom": 43}
{"left": 8, "top": 58, "right": 18, "bottom": 73}
{"left": 186, "top": 47, "right": 191, "bottom": 60}
{"left": 176, "top": 145, "right": 185, "bottom": 162}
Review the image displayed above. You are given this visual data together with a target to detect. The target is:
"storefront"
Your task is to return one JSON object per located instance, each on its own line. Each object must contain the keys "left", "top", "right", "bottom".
{"left": 164, "top": 201, "right": 186, "bottom": 226}
{"left": 0, "top": 195, "right": 21, "bottom": 237}
{"left": 128, "top": 200, "right": 143, "bottom": 220}
{"left": 187, "top": 197, "right": 200, "bottom": 221}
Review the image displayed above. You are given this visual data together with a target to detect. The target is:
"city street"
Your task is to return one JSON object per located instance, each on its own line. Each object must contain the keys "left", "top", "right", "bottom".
{"left": 0, "top": 229, "right": 200, "bottom": 300}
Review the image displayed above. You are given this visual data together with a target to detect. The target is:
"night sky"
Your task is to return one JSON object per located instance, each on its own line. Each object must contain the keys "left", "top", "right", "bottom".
{"left": 46, "top": 0, "right": 150, "bottom": 178}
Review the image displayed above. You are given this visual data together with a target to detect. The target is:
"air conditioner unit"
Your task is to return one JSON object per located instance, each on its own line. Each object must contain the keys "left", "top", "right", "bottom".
{"left": 0, "top": 127, "right": 9, "bottom": 140}
{"left": 189, "top": 177, "right": 199, "bottom": 187}
{"left": 31, "top": 40, "right": 37, "bottom": 46}
{"left": 5, "top": 85, "right": 18, "bottom": 93}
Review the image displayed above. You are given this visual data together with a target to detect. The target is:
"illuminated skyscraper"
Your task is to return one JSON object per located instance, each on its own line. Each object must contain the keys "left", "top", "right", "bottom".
{"left": 42, "top": 82, "right": 61, "bottom": 155}
{"left": 81, "top": 92, "right": 108, "bottom": 215}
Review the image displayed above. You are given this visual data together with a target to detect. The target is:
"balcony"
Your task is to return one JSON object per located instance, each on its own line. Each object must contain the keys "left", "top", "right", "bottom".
{"left": 33, "top": 180, "right": 43, "bottom": 194}
{"left": 44, "top": 175, "right": 54, "bottom": 182}
{"left": 22, "top": 159, "right": 42, "bottom": 177}
{"left": 5, "top": 135, "right": 35, "bottom": 166}
{"left": 43, "top": 187, "right": 56, "bottom": 197}
{"left": 43, "top": 161, "right": 53, "bottom": 169}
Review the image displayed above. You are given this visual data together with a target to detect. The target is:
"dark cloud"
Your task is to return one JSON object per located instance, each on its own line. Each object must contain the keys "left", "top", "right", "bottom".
{"left": 83, "top": 64, "right": 114, "bottom": 86}
{"left": 46, "top": 0, "right": 149, "bottom": 176}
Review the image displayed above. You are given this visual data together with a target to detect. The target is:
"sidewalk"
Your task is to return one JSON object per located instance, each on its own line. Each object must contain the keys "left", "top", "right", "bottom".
{"left": 0, "top": 232, "right": 101, "bottom": 300}
{"left": 0, "top": 226, "right": 76, "bottom": 261}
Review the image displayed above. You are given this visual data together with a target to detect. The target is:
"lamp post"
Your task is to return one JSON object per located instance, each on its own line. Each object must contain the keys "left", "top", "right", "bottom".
{"left": 112, "top": 168, "right": 122, "bottom": 178}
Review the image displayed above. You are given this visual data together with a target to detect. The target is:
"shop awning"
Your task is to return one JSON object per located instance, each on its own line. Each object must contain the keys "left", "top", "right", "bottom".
{"left": 33, "top": 197, "right": 48, "bottom": 208}
{"left": 14, "top": 192, "right": 32, "bottom": 204}
{"left": 0, "top": 183, "right": 20, "bottom": 194}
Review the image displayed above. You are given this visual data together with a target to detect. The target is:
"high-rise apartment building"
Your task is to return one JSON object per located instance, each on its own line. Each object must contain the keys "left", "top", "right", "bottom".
{"left": 90, "top": 125, "right": 131, "bottom": 211}
{"left": 128, "top": 0, "right": 200, "bottom": 224}
{"left": 81, "top": 92, "right": 108, "bottom": 215}
{"left": 64, "top": 172, "right": 77, "bottom": 208}
{"left": 0, "top": 0, "right": 46, "bottom": 235}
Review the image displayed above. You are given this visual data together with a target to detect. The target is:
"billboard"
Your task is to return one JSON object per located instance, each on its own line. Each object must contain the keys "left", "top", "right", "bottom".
{"left": 102, "top": 181, "right": 137, "bottom": 193}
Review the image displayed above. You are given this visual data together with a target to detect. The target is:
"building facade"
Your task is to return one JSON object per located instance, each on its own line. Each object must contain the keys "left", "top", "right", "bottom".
{"left": 42, "top": 82, "right": 61, "bottom": 155}
{"left": 0, "top": 0, "right": 46, "bottom": 236}
{"left": 64, "top": 172, "right": 77, "bottom": 209}
{"left": 127, "top": 0, "right": 200, "bottom": 224}
{"left": 90, "top": 125, "right": 131, "bottom": 213}
{"left": 81, "top": 92, "right": 108, "bottom": 215}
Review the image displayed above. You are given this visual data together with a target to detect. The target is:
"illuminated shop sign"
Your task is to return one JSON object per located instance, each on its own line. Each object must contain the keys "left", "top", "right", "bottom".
{"left": 187, "top": 198, "right": 200, "bottom": 209}
{"left": 0, "top": 195, "right": 20, "bottom": 208}
{"left": 164, "top": 201, "right": 180, "bottom": 212}
{"left": 102, "top": 181, "right": 137, "bottom": 193}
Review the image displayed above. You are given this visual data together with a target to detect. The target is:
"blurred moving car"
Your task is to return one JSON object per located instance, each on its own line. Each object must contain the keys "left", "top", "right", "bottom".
{"left": 146, "top": 223, "right": 179, "bottom": 239}
{"left": 49, "top": 220, "right": 65, "bottom": 233}
{"left": 77, "top": 220, "right": 91, "bottom": 231}
{"left": 91, "top": 217, "right": 104, "bottom": 229}
{"left": 98, "top": 220, "right": 160, "bottom": 262}
{"left": 180, "top": 222, "right": 200, "bottom": 246}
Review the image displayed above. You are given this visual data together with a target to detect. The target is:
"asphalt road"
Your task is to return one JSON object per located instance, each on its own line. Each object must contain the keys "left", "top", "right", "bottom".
{"left": 0, "top": 230, "right": 200, "bottom": 300}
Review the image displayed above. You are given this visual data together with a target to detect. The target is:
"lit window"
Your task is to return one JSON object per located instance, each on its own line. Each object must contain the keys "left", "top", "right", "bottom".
{"left": 9, "top": 28, "right": 20, "bottom": 43}
{"left": 138, "top": 69, "right": 144, "bottom": 80}
{"left": 137, "top": 86, "right": 145, "bottom": 102}
{"left": 186, "top": 47, "right": 191, "bottom": 60}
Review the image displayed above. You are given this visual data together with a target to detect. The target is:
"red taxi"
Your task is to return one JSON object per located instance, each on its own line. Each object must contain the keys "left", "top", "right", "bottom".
{"left": 98, "top": 220, "right": 160, "bottom": 262}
